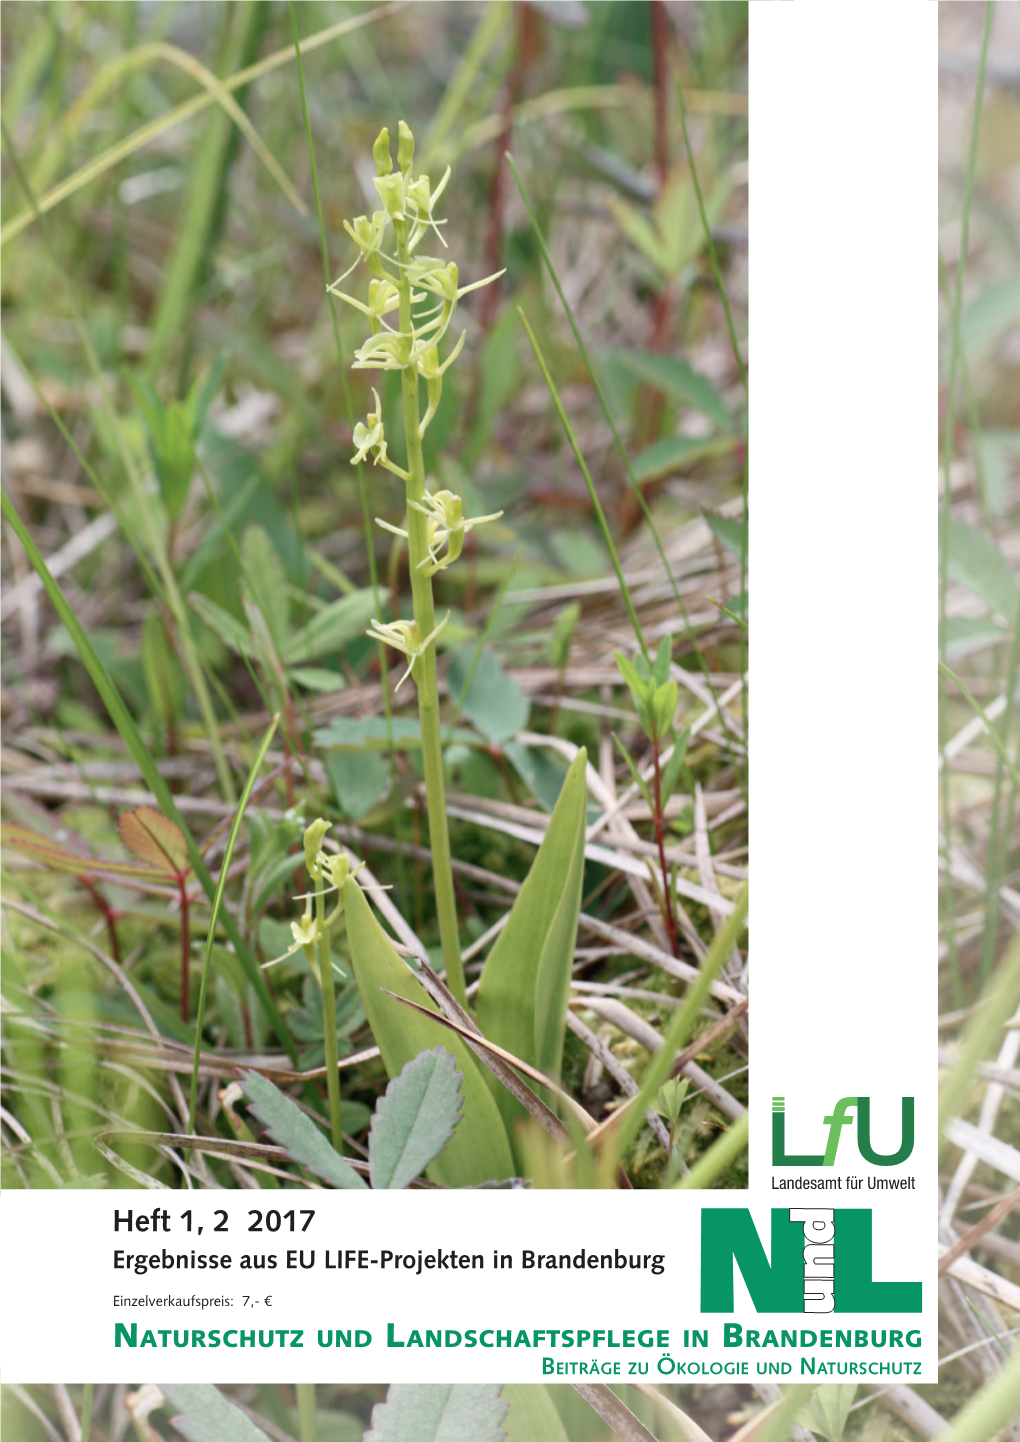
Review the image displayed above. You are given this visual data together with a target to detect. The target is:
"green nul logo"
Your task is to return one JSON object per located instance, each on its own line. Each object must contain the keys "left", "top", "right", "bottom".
{"left": 701, "top": 1208, "right": 922, "bottom": 1314}
{"left": 772, "top": 1096, "right": 914, "bottom": 1166}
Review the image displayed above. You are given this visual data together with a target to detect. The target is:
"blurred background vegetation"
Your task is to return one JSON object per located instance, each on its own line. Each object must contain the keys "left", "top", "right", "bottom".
{"left": 938, "top": 3, "right": 1020, "bottom": 1440}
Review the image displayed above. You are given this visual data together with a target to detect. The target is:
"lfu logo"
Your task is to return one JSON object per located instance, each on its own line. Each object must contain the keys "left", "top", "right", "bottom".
{"left": 772, "top": 1096, "right": 914, "bottom": 1167}
{"left": 701, "top": 1208, "right": 922, "bottom": 1314}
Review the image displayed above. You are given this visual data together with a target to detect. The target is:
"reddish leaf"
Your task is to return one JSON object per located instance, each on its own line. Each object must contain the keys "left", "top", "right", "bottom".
{"left": 1, "top": 822, "right": 166, "bottom": 884}
{"left": 117, "top": 807, "right": 190, "bottom": 879}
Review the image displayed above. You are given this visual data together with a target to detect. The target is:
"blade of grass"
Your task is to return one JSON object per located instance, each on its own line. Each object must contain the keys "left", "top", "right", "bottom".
{"left": 0, "top": 4, "right": 404, "bottom": 248}
{"left": 938, "top": 660, "right": 1020, "bottom": 793}
{"left": 423, "top": 1, "right": 511, "bottom": 163}
{"left": 674, "top": 1111, "right": 748, "bottom": 1189}
{"left": 188, "top": 713, "right": 279, "bottom": 1135}
{"left": 756, "top": 1387, "right": 815, "bottom": 1442}
{"left": 676, "top": 74, "right": 748, "bottom": 759}
{"left": 516, "top": 308, "right": 647, "bottom": 655}
{"left": 509, "top": 155, "right": 739, "bottom": 748}
{"left": 609, "top": 883, "right": 748, "bottom": 1165}
{"left": 939, "top": 930, "right": 1020, "bottom": 1135}
{"left": 80, "top": 1385, "right": 93, "bottom": 1442}
{"left": 0, "top": 488, "right": 295, "bottom": 1060}
{"left": 938, "top": 1345, "right": 1020, "bottom": 1442}
{"left": 1, "top": 117, "right": 236, "bottom": 803}
{"left": 28, "top": 41, "right": 307, "bottom": 212}
{"left": 676, "top": 78, "right": 747, "bottom": 397}
{"left": 940, "top": 0, "right": 992, "bottom": 995}
{"left": 145, "top": 3, "right": 269, "bottom": 376}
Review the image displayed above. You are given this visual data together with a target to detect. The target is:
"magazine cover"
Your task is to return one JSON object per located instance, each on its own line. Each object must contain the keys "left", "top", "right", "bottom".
{"left": 0, "top": 2, "right": 1016, "bottom": 1439}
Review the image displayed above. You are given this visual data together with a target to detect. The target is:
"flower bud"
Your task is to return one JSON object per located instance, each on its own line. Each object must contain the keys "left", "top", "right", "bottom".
{"left": 373, "top": 126, "right": 392, "bottom": 176}
{"left": 374, "top": 171, "right": 406, "bottom": 220}
{"left": 397, "top": 120, "right": 415, "bottom": 177}
{"left": 303, "top": 817, "right": 331, "bottom": 878}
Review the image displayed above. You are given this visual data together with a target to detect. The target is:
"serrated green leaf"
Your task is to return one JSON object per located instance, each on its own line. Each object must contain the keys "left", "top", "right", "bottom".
{"left": 502, "top": 1385, "right": 570, "bottom": 1442}
{"left": 608, "top": 347, "right": 733, "bottom": 432}
{"left": 240, "top": 524, "right": 289, "bottom": 656}
{"left": 239, "top": 1069, "right": 367, "bottom": 1189}
{"left": 369, "top": 1047, "right": 464, "bottom": 1189}
{"left": 188, "top": 590, "right": 255, "bottom": 659}
{"left": 475, "top": 750, "right": 587, "bottom": 1145}
{"left": 630, "top": 434, "right": 736, "bottom": 483}
{"left": 447, "top": 645, "right": 530, "bottom": 745}
{"left": 944, "top": 517, "right": 1018, "bottom": 621}
{"left": 161, "top": 1384, "right": 272, "bottom": 1442}
{"left": 284, "top": 589, "right": 377, "bottom": 666}
{"left": 366, "top": 1385, "right": 507, "bottom": 1442}
{"left": 343, "top": 879, "right": 515, "bottom": 1187}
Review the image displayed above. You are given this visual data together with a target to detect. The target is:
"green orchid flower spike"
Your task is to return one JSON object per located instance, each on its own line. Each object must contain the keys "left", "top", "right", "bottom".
{"left": 329, "top": 121, "right": 505, "bottom": 1007}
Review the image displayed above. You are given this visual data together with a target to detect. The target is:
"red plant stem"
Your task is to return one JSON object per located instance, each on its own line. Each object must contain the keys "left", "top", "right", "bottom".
{"left": 82, "top": 878, "right": 122, "bottom": 965}
{"left": 179, "top": 877, "right": 190, "bottom": 1023}
{"left": 481, "top": 2, "right": 541, "bottom": 328}
{"left": 652, "top": 738, "right": 680, "bottom": 958}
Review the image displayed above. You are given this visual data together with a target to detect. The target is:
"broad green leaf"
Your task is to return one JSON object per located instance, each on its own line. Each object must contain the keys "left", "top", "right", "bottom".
{"left": 957, "top": 274, "right": 1020, "bottom": 370}
{"left": 707, "top": 513, "right": 748, "bottom": 564}
{"left": 631, "top": 434, "right": 735, "bottom": 483}
{"left": 368, "top": 1047, "right": 464, "bottom": 1190}
{"left": 161, "top": 1384, "right": 272, "bottom": 1442}
{"left": 343, "top": 879, "right": 515, "bottom": 1187}
{"left": 239, "top": 1069, "right": 367, "bottom": 1189}
{"left": 315, "top": 716, "right": 479, "bottom": 751}
{"left": 502, "top": 1385, "right": 570, "bottom": 1442}
{"left": 289, "top": 665, "right": 345, "bottom": 692}
{"left": 188, "top": 590, "right": 255, "bottom": 659}
{"left": 475, "top": 749, "right": 588, "bottom": 1142}
{"left": 447, "top": 645, "right": 530, "bottom": 745}
{"left": 503, "top": 742, "right": 570, "bottom": 813}
{"left": 944, "top": 517, "right": 1018, "bottom": 621}
{"left": 118, "top": 806, "right": 190, "bottom": 878}
{"left": 240, "top": 524, "right": 289, "bottom": 656}
{"left": 283, "top": 589, "right": 377, "bottom": 666}
{"left": 366, "top": 1385, "right": 507, "bottom": 1442}
{"left": 941, "top": 615, "right": 1007, "bottom": 660}
{"left": 608, "top": 347, "right": 733, "bottom": 432}
{"left": 326, "top": 749, "right": 390, "bottom": 821}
